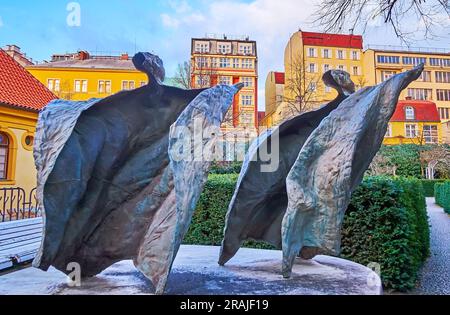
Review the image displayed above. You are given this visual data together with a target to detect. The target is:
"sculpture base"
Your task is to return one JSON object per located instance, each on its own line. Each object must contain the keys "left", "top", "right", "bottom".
{"left": 0, "top": 245, "right": 382, "bottom": 295}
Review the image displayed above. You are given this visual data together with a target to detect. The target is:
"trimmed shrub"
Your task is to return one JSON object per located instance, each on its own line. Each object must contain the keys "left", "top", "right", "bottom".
{"left": 435, "top": 182, "right": 450, "bottom": 213}
{"left": 209, "top": 161, "right": 243, "bottom": 175}
{"left": 421, "top": 180, "right": 447, "bottom": 197}
{"left": 185, "top": 175, "right": 430, "bottom": 292}
{"left": 341, "top": 177, "right": 430, "bottom": 292}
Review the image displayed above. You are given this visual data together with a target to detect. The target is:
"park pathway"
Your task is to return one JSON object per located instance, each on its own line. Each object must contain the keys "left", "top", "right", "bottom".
{"left": 412, "top": 198, "right": 450, "bottom": 295}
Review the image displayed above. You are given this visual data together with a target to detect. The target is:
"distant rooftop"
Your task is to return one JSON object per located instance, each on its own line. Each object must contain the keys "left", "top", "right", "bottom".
{"left": 29, "top": 51, "right": 138, "bottom": 70}
{"left": 199, "top": 33, "right": 254, "bottom": 42}
{"left": 300, "top": 31, "right": 363, "bottom": 50}
{"left": 365, "top": 44, "right": 449, "bottom": 55}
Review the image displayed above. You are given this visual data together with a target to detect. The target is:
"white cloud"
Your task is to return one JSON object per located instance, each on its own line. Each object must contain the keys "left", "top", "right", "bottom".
{"left": 160, "top": 0, "right": 317, "bottom": 110}
{"left": 161, "top": 13, "right": 180, "bottom": 29}
{"left": 168, "top": 0, "right": 192, "bottom": 14}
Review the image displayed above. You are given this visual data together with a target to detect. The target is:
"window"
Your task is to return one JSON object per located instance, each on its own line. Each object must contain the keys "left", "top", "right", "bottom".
{"left": 196, "top": 76, "right": 210, "bottom": 88}
{"left": 196, "top": 57, "right": 208, "bottom": 68}
{"left": 385, "top": 124, "right": 392, "bottom": 137}
{"left": 140, "top": 81, "right": 147, "bottom": 87}
{"left": 0, "top": 132, "right": 9, "bottom": 180}
{"left": 405, "top": 124, "right": 418, "bottom": 138}
{"left": 407, "top": 88, "right": 432, "bottom": 100}
{"left": 423, "top": 125, "right": 438, "bottom": 144}
{"left": 322, "top": 49, "right": 330, "bottom": 59}
{"left": 377, "top": 55, "right": 400, "bottom": 64}
{"left": 232, "top": 58, "right": 240, "bottom": 69}
{"left": 308, "top": 82, "right": 317, "bottom": 92}
{"left": 309, "top": 63, "right": 317, "bottom": 73}
{"left": 418, "top": 71, "right": 431, "bottom": 82}
{"left": 220, "top": 58, "right": 230, "bottom": 68}
{"left": 337, "top": 50, "right": 345, "bottom": 59}
{"left": 241, "top": 77, "right": 253, "bottom": 87}
{"left": 402, "top": 57, "right": 427, "bottom": 66}
{"left": 74, "top": 80, "right": 88, "bottom": 93}
{"left": 308, "top": 48, "right": 317, "bottom": 57}
{"left": 239, "top": 44, "right": 252, "bottom": 55}
{"left": 352, "top": 66, "right": 359, "bottom": 76}
{"left": 211, "top": 58, "right": 218, "bottom": 68}
{"left": 47, "top": 79, "right": 60, "bottom": 92}
{"left": 405, "top": 106, "right": 415, "bottom": 120}
{"left": 218, "top": 43, "right": 231, "bottom": 54}
{"left": 242, "top": 59, "right": 253, "bottom": 69}
{"left": 122, "top": 81, "right": 135, "bottom": 91}
{"left": 195, "top": 42, "right": 209, "bottom": 53}
{"left": 323, "top": 64, "right": 330, "bottom": 72}
{"left": 219, "top": 76, "right": 232, "bottom": 85}
{"left": 382, "top": 71, "right": 396, "bottom": 82}
{"left": 338, "top": 65, "right": 345, "bottom": 71}
{"left": 436, "top": 71, "right": 450, "bottom": 83}
{"left": 437, "top": 89, "right": 450, "bottom": 101}
{"left": 241, "top": 95, "right": 253, "bottom": 106}
{"left": 439, "top": 107, "right": 450, "bottom": 120}
{"left": 325, "top": 86, "right": 332, "bottom": 93}
{"left": 430, "top": 58, "right": 450, "bottom": 67}
{"left": 240, "top": 112, "right": 254, "bottom": 125}
{"left": 98, "top": 80, "right": 111, "bottom": 93}
{"left": 352, "top": 51, "right": 360, "bottom": 60}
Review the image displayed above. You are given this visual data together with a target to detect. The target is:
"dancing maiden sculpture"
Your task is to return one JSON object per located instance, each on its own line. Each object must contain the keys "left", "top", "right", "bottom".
{"left": 32, "top": 48, "right": 423, "bottom": 294}
{"left": 220, "top": 64, "right": 424, "bottom": 278}
{"left": 33, "top": 52, "right": 243, "bottom": 294}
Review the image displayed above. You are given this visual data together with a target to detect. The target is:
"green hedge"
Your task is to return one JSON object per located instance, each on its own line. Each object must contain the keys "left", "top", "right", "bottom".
{"left": 341, "top": 177, "right": 430, "bottom": 292}
{"left": 421, "top": 180, "right": 448, "bottom": 197}
{"left": 435, "top": 182, "right": 450, "bottom": 214}
{"left": 185, "top": 175, "right": 430, "bottom": 292}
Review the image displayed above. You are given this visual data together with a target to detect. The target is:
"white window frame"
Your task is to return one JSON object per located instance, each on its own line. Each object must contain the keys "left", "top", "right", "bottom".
{"left": 405, "top": 106, "right": 415, "bottom": 120}
{"left": 423, "top": 125, "right": 438, "bottom": 144}
{"left": 74, "top": 79, "right": 88, "bottom": 93}
{"left": 405, "top": 124, "right": 418, "bottom": 138}
{"left": 241, "top": 95, "right": 253, "bottom": 107}
{"left": 385, "top": 123, "right": 393, "bottom": 138}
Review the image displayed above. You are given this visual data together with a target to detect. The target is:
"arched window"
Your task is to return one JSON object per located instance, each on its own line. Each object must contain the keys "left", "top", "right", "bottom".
{"left": 405, "top": 106, "right": 415, "bottom": 120}
{"left": 0, "top": 132, "right": 9, "bottom": 180}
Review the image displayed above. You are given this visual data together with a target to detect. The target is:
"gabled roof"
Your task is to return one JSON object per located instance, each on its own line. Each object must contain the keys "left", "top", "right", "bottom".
{"left": 274, "top": 72, "right": 285, "bottom": 84}
{"left": 0, "top": 49, "right": 57, "bottom": 111}
{"left": 391, "top": 100, "right": 441, "bottom": 122}
{"left": 301, "top": 31, "right": 363, "bottom": 50}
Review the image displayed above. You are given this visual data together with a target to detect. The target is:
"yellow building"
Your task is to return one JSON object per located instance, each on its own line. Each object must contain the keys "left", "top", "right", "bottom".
{"left": 0, "top": 49, "right": 56, "bottom": 221}
{"left": 363, "top": 47, "right": 450, "bottom": 122}
{"left": 261, "top": 71, "right": 285, "bottom": 128}
{"left": 191, "top": 36, "right": 258, "bottom": 137}
{"left": 263, "top": 31, "right": 365, "bottom": 127}
{"left": 384, "top": 99, "right": 442, "bottom": 145}
{"left": 27, "top": 51, "right": 148, "bottom": 101}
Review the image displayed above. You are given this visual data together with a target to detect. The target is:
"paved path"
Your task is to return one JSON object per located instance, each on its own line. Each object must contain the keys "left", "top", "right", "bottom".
{"left": 413, "top": 198, "right": 450, "bottom": 295}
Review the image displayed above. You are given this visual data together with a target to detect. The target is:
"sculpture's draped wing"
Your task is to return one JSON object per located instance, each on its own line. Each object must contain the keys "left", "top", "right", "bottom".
{"left": 32, "top": 53, "right": 207, "bottom": 274}
{"left": 134, "top": 84, "right": 243, "bottom": 294}
{"left": 219, "top": 71, "right": 354, "bottom": 265}
{"left": 281, "top": 65, "right": 424, "bottom": 277}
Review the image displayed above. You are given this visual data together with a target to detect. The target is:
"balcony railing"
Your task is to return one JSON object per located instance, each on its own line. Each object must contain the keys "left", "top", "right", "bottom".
{"left": 0, "top": 187, "right": 41, "bottom": 223}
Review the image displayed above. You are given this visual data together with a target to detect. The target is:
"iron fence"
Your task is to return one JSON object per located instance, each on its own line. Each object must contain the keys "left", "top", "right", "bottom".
{"left": 0, "top": 187, "right": 41, "bottom": 222}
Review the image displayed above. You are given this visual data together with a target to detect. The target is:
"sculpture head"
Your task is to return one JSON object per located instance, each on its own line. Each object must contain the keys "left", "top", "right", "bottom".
{"left": 132, "top": 52, "right": 166, "bottom": 84}
{"left": 322, "top": 70, "right": 355, "bottom": 96}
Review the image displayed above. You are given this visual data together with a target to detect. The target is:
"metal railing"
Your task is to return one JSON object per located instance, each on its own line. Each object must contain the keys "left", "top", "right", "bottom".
{"left": 0, "top": 187, "right": 41, "bottom": 223}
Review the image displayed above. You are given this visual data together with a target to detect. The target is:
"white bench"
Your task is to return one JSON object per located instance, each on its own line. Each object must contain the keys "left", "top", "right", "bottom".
{"left": 0, "top": 217, "right": 43, "bottom": 271}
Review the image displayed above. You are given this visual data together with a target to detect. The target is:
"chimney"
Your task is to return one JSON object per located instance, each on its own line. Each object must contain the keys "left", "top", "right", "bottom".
{"left": 120, "top": 53, "right": 129, "bottom": 60}
{"left": 78, "top": 51, "right": 90, "bottom": 60}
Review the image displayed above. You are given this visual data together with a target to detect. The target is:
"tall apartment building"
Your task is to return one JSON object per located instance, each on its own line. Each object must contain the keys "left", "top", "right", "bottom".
{"left": 27, "top": 51, "right": 148, "bottom": 101}
{"left": 363, "top": 47, "right": 450, "bottom": 123}
{"left": 191, "top": 36, "right": 258, "bottom": 136}
{"left": 262, "top": 71, "right": 285, "bottom": 128}
{"left": 264, "top": 31, "right": 364, "bottom": 126}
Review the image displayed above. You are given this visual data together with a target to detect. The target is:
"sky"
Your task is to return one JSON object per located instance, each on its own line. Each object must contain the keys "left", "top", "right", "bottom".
{"left": 0, "top": 0, "right": 449, "bottom": 110}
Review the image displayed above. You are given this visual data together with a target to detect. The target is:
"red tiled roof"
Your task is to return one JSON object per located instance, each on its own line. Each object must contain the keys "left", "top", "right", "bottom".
{"left": 274, "top": 72, "right": 285, "bottom": 84}
{"left": 301, "top": 31, "right": 363, "bottom": 49}
{"left": 391, "top": 100, "right": 441, "bottom": 122}
{"left": 0, "top": 49, "right": 57, "bottom": 111}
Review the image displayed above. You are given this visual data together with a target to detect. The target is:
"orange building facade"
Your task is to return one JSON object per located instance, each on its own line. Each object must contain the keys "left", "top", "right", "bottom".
{"left": 191, "top": 36, "right": 258, "bottom": 137}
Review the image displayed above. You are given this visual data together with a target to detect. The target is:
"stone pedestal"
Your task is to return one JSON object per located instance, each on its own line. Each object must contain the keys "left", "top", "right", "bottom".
{"left": 0, "top": 245, "right": 382, "bottom": 295}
